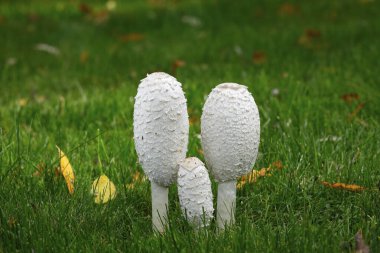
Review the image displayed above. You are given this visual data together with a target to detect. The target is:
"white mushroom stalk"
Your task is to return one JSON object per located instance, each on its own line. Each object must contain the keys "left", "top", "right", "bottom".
{"left": 177, "top": 157, "right": 214, "bottom": 228}
{"left": 201, "top": 83, "right": 260, "bottom": 230}
{"left": 133, "top": 72, "right": 189, "bottom": 233}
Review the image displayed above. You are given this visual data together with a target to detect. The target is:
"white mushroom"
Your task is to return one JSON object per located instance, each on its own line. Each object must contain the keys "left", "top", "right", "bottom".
{"left": 201, "top": 83, "right": 260, "bottom": 230}
{"left": 177, "top": 157, "right": 214, "bottom": 228}
{"left": 133, "top": 72, "right": 189, "bottom": 233}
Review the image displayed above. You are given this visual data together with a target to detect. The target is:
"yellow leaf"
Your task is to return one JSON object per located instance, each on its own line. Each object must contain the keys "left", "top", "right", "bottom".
{"left": 237, "top": 161, "right": 283, "bottom": 189}
{"left": 91, "top": 175, "right": 117, "bottom": 204}
{"left": 80, "top": 51, "right": 89, "bottom": 63}
{"left": 321, "top": 181, "right": 366, "bottom": 192}
{"left": 56, "top": 146, "right": 75, "bottom": 194}
{"left": 118, "top": 33, "right": 144, "bottom": 43}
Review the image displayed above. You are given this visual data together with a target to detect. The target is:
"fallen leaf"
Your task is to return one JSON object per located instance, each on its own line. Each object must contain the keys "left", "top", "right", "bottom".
{"left": 80, "top": 51, "right": 89, "bottom": 63}
{"left": 355, "top": 230, "right": 370, "bottom": 253}
{"left": 298, "top": 29, "right": 322, "bottom": 49}
{"left": 126, "top": 171, "right": 147, "bottom": 190}
{"left": 172, "top": 59, "right": 186, "bottom": 75}
{"left": 119, "top": 33, "right": 144, "bottom": 43}
{"left": 237, "top": 161, "right": 282, "bottom": 189}
{"left": 321, "top": 181, "right": 365, "bottom": 192}
{"left": 79, "top": 3, "right": 93, "bottom": 15}
{"left": 92, "top": 10, "right": 109, "bottom": 24}
{"left": 56, "top": 146, "right": 75, "bottom": 194}
{"left": 91, "top": 175, "right": 117, "bottom": 204}
{"left": 35, "top": 43, "right": 60, "bottom": 56}
{"left": 278, "top": 3, "right": 299, "bottom": 16}
{"left": 349, "top": 103, "right": 365, "bottom": 119}
{"left": 32, "top": 162, "right": 45, "bottom": 177}
{"left": 17, "top": 98, "right": 28, "bottom": 107}
{"left": 252, "top": 51, "right": 267, "bottom": 64}
{"left": 28, "top": 13, "right": 39, "bottom": 22}
{"left": 341, "top": 93, "right": 360, "bottom": 103}
{"left": 271, "top": 160, "right": 283, "bottom": 170}
{"left": 7, "top": 216, "right": 16, "bottom": 228}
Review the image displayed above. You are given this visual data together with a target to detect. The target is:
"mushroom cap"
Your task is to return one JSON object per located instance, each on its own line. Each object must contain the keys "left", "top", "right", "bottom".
{"left": 201, "top": 83, "right": 260, "bottom": 182}
{"left": 177, "top": 157, "right": 214, "bottom": 227}
{"left": 133, "top": 72, "right": 189, "bottom": 187}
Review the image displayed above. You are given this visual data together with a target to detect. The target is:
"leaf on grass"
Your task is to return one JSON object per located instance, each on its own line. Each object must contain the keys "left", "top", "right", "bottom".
{"left": 187, "top": 108, "right": 198, "bottom": 126}
{"left": 92, "top": 10, "right": 109, "bottom": 24}
{"left": 56, "top": 146, "right": 75, "bottom": 194}
{"left": 349, "top": 103, "right": 365, "bottom": 119}
{"left": 320, "top": 181, "right": 365, "bottom": 192}
{"left": 341, "top": 93, "right": 359, "bottom": 103}
{"left": 91, "top": 175, "right": 117, "bottom": 204}
{"left": 278, "top": 3, "right": 299, "bottom": 16}
{"left": 80, "top": 51, "right": 89, "bottom": 63}
{"left": 252, "top": 51, "right": 267, "bottom": 65}
{"left": 298, "top": 29, "right": 322, "bottom": 49}
{"left": 79, "top": 3, "right": 93, "bottom": 15}
{"left": 32, "top": 162, "right": 46, "bottom": 177}
{"left": 119, "top": 33, "right": 144, "bottom": 43}
{"left": 355, "top": 230, "right": 370, "bottom": 253}
{"left": 237, "top": 161, "right": 283, "bottom": 189}
{"left": 172, "top": 59, "right": 186, "bottom": 75}
{"left": 17, "top": 98, "right": 28, "bottom": 107}
{"left": 126, "top": 171, "right": 147, "bottom": 190}
{"left": 7, "top": 216, "right": 17, "bottom": 228}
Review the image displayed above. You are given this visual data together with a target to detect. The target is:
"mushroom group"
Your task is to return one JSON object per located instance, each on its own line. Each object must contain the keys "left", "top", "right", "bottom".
{"left": 133, "top": 74, "right": 260, "bottom": 232}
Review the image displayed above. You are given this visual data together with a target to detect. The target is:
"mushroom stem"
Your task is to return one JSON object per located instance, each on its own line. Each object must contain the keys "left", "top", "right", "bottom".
{"left": 216, "top": 180, "right": 236, "bottom": 230}
{"left": 151, "top": 181, "right": 169, "bottom": 233}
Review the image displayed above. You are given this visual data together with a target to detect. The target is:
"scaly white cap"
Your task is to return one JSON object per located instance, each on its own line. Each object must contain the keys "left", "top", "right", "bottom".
{"left": 134, "top": 72, "right": 189, "bottom": 187}
{"left": 201, "top": 83, "right": 260, "bottom": 182}
{"left": 177, "top": 157, "right": 214, "bottom": 227}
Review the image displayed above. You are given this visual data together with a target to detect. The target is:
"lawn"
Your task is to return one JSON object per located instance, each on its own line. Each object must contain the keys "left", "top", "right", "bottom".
{"left": 0, "top": 0, "right": 379, "bottom": 252}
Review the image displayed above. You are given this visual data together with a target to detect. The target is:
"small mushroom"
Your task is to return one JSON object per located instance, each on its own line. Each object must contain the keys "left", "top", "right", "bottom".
{"left": 201, "top": 83, "right": 260, "bottom": 230}
{"left": 177, "top": 157, "right": 214, "bottom": 228}
{"left": 133, "top": 72, "right": 189, "bottom": 233}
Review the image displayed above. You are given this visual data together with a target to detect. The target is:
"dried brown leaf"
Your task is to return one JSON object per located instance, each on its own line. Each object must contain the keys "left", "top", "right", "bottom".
{"left": 252, "top": 51, "right": 267, "bottom": 64}
{"left": 79, "top": 3, "right": 93, "bottom": 15}
{"left": 341, "top": 93, "right": 360, "bottom": 103}
{"left": 278, "top": 3, "right": 299, "bottom": 16}
{"left": 172, "top": 59, "right": 186, "bottom": 75}
{"left": 349, "top": 103, "right": 365, "bottom": 119}
{"left": 298, "top": 29, "right": 322, "bottom": 48}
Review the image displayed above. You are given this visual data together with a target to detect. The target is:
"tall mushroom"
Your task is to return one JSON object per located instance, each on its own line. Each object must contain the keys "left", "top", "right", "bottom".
{"left": 133, "top": 72, "right": 189, "bottom": 233}
{"left": 201, "top": 83, "right": 260, "bottom": 230}
{"left": 177, "top": 157, "right": 214, "bottom": 228}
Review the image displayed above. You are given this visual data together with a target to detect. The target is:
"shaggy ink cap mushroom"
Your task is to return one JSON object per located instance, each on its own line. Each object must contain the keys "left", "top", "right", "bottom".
{"left": 134, "top": 72, "right": 189, "bottom": 187}
{"left": 177, "top": 157, "right": 214, "bottom": 227}
{"left": 201, "top": 82, "right": 260, "bottom": 229}
{"left": 133, "top": 72, "right": 189, "bottom": 233}
{"left": 201, "top": 82, "right": 260, "bottom": 182}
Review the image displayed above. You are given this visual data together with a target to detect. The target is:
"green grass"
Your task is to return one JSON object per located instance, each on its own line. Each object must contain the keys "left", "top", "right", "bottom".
{"left": 1, "top": 0, "right": 379, "bottom": 252}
